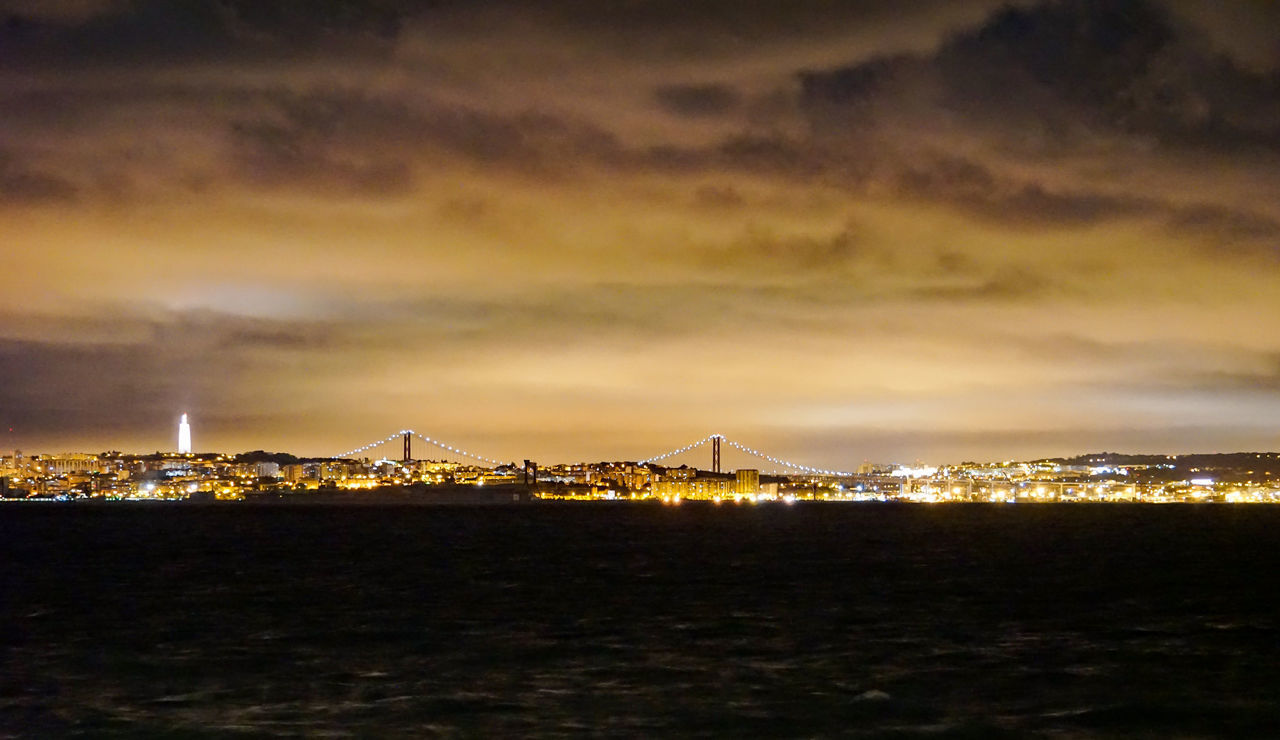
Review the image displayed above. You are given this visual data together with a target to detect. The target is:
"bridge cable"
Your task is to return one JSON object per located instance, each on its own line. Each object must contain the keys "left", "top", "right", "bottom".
{"left": 637, "top": 434, "right": 721, "bottom": 465}
{"left": 333, "top": 429, "right": 503, "bottom": 465}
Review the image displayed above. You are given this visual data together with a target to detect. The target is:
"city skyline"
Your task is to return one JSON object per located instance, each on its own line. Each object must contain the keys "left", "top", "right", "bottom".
{"left": 10, "top": 418, "right": 1280, "bottom": 474}
{"left": 8, "top": 436, "right": 1280, "bottom": 505}
{"left": 3, "top": 1, "right": 1280, "bottom": 464}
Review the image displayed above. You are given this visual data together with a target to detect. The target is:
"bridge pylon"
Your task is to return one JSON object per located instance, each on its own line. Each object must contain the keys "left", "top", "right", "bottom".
{"left": 712, "top": 435, "right": 721, "bottom": 473}
{"left": 402, "top": 431, "right": 411, "bottom": 463}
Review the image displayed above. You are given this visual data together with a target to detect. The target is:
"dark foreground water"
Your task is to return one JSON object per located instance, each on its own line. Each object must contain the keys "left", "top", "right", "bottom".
{"left": 3, "top": 504, "right": 1280, "bottom": 738}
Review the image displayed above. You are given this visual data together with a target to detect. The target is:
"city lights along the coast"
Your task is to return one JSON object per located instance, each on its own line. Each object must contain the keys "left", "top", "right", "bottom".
{"left": 1, "top": 0, "right": 1279, "bottom": 465}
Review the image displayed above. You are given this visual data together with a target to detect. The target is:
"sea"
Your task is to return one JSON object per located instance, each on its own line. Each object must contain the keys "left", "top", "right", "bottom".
{"left": 3, "top": 503, "right": 1279, "bottom": 738}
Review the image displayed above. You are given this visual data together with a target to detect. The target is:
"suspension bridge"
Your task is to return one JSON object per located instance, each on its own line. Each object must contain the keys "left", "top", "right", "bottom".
{"left": 334, "top": 430, "right": 852, "bottom": 477}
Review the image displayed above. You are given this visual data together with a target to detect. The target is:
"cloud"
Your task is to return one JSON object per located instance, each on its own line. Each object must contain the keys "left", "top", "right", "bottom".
{"left": 781, "top": 0, "right": 1280, "bottom": 275}
{"left": 1165, "top": 204, "right": 1280, "bottom": 244}
{"left": 228, "top": 92, "right": 418, "bottom": 194}
{"left": 0, "top": 151, "right": 78, "bottom": 203}
{"left": 0, "top": 308, "right": 367, "bottom": 449}
{"left": 0, "top": 0, "right": 411, "bottom": 67}
{"left": 802, "top": 0, "right": 1280, "bottom": 153}
{"left": 653, "top": 83, "right": 741, "bottom": 117}
{"left": 892, "top": 154, "right": 1150, "bottom": 227}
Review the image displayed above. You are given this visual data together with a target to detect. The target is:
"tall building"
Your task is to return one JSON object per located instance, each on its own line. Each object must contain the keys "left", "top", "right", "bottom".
{"left": 178, "top": 413, "right": 192, "bottom": 454}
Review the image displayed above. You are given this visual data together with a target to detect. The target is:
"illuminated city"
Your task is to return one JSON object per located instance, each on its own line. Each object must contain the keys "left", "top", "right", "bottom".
{"left": 4, "top": 424, "right": 1279, "bottom": 504}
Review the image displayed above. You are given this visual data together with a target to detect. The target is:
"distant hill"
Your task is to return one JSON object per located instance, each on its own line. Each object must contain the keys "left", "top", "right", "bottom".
{"left": 233, "top": 450, "right": 301, "bottom": 466}
{"left": 1047, "top": 452, "right": 1280, "bottom": 481}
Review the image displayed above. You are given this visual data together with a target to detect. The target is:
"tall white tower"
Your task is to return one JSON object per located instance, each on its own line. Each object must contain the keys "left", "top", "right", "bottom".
{"left": 178, "top": 413, "right": 192, "bottom": 454}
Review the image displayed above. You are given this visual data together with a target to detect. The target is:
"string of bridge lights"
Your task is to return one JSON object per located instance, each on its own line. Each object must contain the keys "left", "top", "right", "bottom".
{"left": 334, "top": 429, "right": 502, "bottom": 465}
{"left": 639, "top": 434, "right": 851, "bottom": 477}
{"left": 412, "top": 432, "right": 502, "bottom": 466}
{"left": 338, "top": 430, "right": 848, "bottom": 475}
{"left": 335, "top": 431, "right": 406, "bottom": 460}
{"left": 636, "top": 434, "right": 724, "bottom": 464}
{"left": 722, "top": 438, "right": 851, "bottom": 477}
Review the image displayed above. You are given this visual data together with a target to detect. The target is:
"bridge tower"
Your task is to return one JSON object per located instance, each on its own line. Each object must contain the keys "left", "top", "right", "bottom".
{"left": 712, "top": 435, "right": 721, "bottom": 473}
{"left": 402, "top": 432, "right": 411, "bottom": 463}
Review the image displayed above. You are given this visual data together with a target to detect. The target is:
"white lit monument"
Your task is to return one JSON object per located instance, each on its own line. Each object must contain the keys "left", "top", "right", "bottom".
{"left": 178, "top": 413, "right": 192, "bottom": 454}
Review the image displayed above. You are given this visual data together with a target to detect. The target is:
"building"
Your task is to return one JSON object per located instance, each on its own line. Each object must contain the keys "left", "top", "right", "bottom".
{"left": 282, "top": 464, "right": 311, "bottom": 482}
{"left": 34, "top": 453, "right": 101, "bottom": 475}
{"left": 320, "top": 461, "right": 351, "bottom": 481}
{"left": 735, "top": 469, "right": 760, "bottom": 496}
{"left": 652, "top": 470, "right": 734, "bottom": 499}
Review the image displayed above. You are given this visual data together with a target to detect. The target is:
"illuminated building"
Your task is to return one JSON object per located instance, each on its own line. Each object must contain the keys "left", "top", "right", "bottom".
{"left": 320, "top": 461, "right": 351, "bottom": 481}
{"left": 735, "top": 469, "right": 760, "bottom": 496}
{"left": 653, "top": 470, "right": 733, "bottom": 499}
{"left": 178, "top": 413, "right": 192, "bottom": 454}
{"left": 282, "top": 464, "right": 309, "bottom": 482}
{"left": 35, "top": 453, "right": 101, "bottom": 475}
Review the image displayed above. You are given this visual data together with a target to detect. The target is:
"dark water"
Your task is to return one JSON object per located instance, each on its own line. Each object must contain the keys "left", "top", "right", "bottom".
{"left": 3, "top": 504, "right": 1280, "bottom": 738}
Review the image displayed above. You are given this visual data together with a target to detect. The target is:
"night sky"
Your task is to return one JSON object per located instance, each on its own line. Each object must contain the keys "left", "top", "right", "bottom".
{"left": 2, "top": 0, "right": 1279, "bottom": 465}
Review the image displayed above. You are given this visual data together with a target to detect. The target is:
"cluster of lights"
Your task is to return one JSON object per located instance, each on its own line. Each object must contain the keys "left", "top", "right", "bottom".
{"left": 639, "top": 433, "right": 851, "bottom": 476}
{"left": 334, "top": 429, "right": 501, "bottom": 465}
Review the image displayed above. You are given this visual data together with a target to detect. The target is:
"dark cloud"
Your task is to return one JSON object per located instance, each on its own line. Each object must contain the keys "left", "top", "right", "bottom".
{"left": 941, "top": 0, "right": 1177, "bottom": 109}
{"left": 0, "top": 310, "right": 352, "bottom": 443}
{"left": 723, "top": 223, "right": 870, "bottom": 273}
{"left": 894, "top": 155, "right": 1149, "bottom": 226}
{"left": 6, "top": 0, "right": 1268, "bottom": 219}
{"left": 1166, "top": 0, "right": 1280, "bottom": 73}
{"left": 1166, "top": 204, "right": 1280, "bottom": 244}
{"left": 0, "top": 335, "right": 232, "bottom": 439}
{"left": 653, "top": 83, "right": 741, "bottom": 117}
{"left": 0, "top": 338, "right": 158, "bottom": 436}
{"left": 799, "top": 54, "right": 925, "bottom": 132}
{"left": 802, "top": 0, "right": 1280, "bottom": 153}
{"left": 1, "top": 1, "right": 235, "bottom": 66}
{"left": 229, "top": 95, "right": 417, "bottom": 194}
{"left": 0, "top": 82, "right": 632, "bottom": 199}
{"left": 0, "top": 151, "right": 78, "bottom": 203}
{"left": 691, "top": 185, "right": 746, "bottom": 209}
{"left": 463, "top": 0, "right": 1019, "bottom": 66}
{"left": 644, "top": 134, "right": 869, "bottom": 187}
{"left": 0, "top": 0, "right": 410, "bottom": 67}
{"left": 227, "top": 89, "right": 630, "bottom": 191}
{"left": 222, "top": 0, "right": 408, "bottom": 40}
{"left": 1189, "top": 359, "right": 1280, "bottom": 392}
{"left": 0, "top": 2, "right": 123, "bottom": 22}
